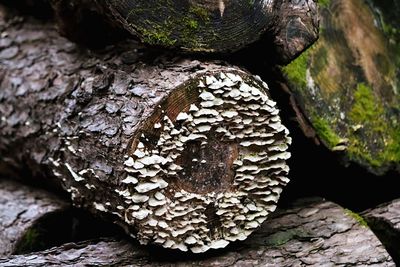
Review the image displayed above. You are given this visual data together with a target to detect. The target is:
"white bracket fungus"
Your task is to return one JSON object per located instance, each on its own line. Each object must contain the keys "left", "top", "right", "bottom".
{"left": 113, "top": 72, "right": 291, "bottom": 253}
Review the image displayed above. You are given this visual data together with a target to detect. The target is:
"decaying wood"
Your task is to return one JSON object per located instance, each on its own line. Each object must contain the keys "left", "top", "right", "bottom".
{"left": 0, "top": 198, "right": 394, "bottom": 266}
{"left": 363, "top": 199, "right": 400, "bottom": 264}
{"left": 280, "top": 0, "right": 400, "bottom": 175}
{"left": 0, "top": 179, "right": 68, "bottom": 257}
{"left": 0, "top": 6, "right": 291, "bottom": 253}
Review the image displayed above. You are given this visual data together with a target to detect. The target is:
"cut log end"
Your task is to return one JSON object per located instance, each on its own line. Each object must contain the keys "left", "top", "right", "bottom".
{"left": 119, "top": 71, "right": 292, "bottom": 252}
{"left": 103, "top": 0, "right": 319, "bottom": 60}
{"left": 0, "top": 7, "right": 292, "bottom": 253}
{"left": 105, "top": 0, "right": 270, "bottom": 52}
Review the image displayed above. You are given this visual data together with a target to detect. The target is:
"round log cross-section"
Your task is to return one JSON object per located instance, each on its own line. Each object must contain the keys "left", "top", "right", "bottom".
{"left": 0, "top": 8, "right": 291, "bottom": 253}
{"left": 100, "top": 0, "right": 319, "bottom": 62}
{"left": 122, "top": 73, "right": 291, "bottom": 252}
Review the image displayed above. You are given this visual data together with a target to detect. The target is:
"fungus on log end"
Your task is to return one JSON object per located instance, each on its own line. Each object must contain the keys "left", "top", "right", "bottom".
{"left": 122, "top": 72, "right": 291, "bottom": 253}
{"left": 99, "top": 0, "right": 319, "bottom": 63}
{"left": 0, "top": 179, "right": 68, "bottom": 257}
{"left": 281, "top": 0, "right": 400, "bottom": 174}
{"left": 0, "top": 9, "right": 291, "bottom": 252}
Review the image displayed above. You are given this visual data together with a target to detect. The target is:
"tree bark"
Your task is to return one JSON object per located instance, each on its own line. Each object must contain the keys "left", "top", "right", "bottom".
{"left": 362, "top": 199, "right": 400, "bottom": 264}
{"left": 0, "top": 6, "right": 291, "bottom": 253}
{"left": 280, "top": 0, "right": 400, "bottom": 175}
{"left": 0, "top": 198, "right": 394, "bottom": 266}
{"left": 0, "top": 179, "right": 68, "bottom": 257}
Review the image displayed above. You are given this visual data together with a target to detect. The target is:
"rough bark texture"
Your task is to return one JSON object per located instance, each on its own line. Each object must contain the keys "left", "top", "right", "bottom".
{"left": 0, "top": 6, "right": 291, "bottom": 252}
{"left": 0, "top": 179, "right": 68, "bottom": 257}
{"left": 0, "top": 198, "right": 394, "bottom": 266}
{"left": 363, "top": 199, "right": 400, "bottom": 264}
{"left": 281, "top": 0, "right": 400, "bottom": 175}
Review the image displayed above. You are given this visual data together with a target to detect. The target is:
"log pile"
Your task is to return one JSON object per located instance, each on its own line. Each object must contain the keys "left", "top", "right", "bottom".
{"left": 0, "top": 6, "right": 291, "bottom": 252}
{"left": 0, "top": 198, "right": 394, "bottom": 266}
{"left": 1, "top": 0, "right": 400, "bottom": 265}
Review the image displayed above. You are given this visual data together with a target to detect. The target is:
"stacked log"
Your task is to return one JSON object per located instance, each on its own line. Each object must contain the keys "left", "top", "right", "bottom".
{"left": 0, "top": 198, "right": 394, "bottom": 266}
{"left": 0, "top": 7, "right": 291, "bottom": 252}
{"left": 1, "top": 0, "right": 399, "bottom": 264}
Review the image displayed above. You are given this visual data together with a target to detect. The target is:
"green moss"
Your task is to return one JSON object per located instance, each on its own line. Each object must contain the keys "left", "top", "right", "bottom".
{"left": 312, "top": 116, "right": 342, "bottom": 148}
{"left": 347, "top": 83, "right": 383, "bottom": 166}
{"left": 349, "top": 83, "right": 384, "bottom": 124}
{"left": 345, "top": 209, "right": 369, "bottom": 227}
{"left": 347, "top": 83, "right": 400, "bottom": 168}
{"left": 265, "top": 229, "right": 311, "bottom": 247}
{"left": 282, "top": 50, "right": 310, "bottom": 89}
{"left": 375, "top": 126, "right": 400, "bottom": 165}
{"left": 17, "top": 228, "right": 42, "bottom": 252}
{"left": 180, "top": 18, "right": 201, "bottom": 47}
{"left": 139, "top": 5, "right": 214, "bottom": 48}
{"left": 184, "top": 18, "right": 198, "bottom": 30}
{"left": 319, "top": 0, "right": 331, "bottom": 8}
{"left": 386, "top": 128, "right": 400, "bottom": 161}
{"left": 189, "top": 6, "right": 210, "bottom": 22}
{"left": 140, "top": 22, "right": 177, "bottom": 46}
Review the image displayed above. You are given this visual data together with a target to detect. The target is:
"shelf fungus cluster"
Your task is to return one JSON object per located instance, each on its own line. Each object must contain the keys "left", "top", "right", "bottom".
{"left": 117, "top": 72, "right": 291, "bottom": 253}
{"left": 0, "top": 11, "right": 296, "bottom": 255}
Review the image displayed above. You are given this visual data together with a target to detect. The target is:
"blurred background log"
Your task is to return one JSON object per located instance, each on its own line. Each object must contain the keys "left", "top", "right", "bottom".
{"left": 280, "top": 0, "right": 400, "bottom": 175}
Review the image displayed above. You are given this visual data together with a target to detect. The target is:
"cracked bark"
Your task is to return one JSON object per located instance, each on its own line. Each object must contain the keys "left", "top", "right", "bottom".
{"left": 0, "top": 179, "right": 68, "bottom": 257}
{"left": 362, "top": 199, "right": 400, "bottom": 264}
{"left": 0, "top": 198, "right": 394, "bottom": 266}
{"left": 0, "top": 5, "right": 292, "bottom": 252}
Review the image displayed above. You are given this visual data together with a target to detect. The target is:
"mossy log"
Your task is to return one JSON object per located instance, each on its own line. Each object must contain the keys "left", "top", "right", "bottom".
{"left": 11, "top": 0, "right": 319, "bottom": 64}
{"left": 363, "top": 198, "right": 400, "bottom": 264}
{"left": 0, "top": 7, "right": 291, "bottom": 253}
{"left": 0, "top": 198, "right": 394, "bottom": 266}
{"left": 280, "top": 0, "right": 400, "bottom": 175}
{"left": 0, "top": 179, "right": 68, "bottom": 257}
{"left": 101, "top": 0, "right": 319, "bottom": 62}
